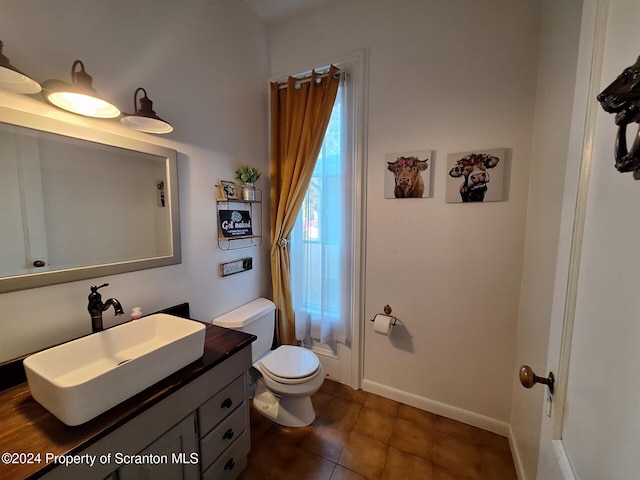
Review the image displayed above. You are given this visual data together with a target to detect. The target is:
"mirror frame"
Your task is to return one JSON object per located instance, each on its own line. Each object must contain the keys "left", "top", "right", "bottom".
{"left": 0, "top": 106, "right": 181, "bottom": 294}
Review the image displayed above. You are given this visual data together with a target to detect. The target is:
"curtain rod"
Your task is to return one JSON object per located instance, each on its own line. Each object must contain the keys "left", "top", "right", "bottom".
{"left": 276, "top": 70, "right": 343, "bottom": 90}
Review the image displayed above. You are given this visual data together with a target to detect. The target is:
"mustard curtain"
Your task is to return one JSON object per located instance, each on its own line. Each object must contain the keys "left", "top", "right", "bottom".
{"left": 270, "top": 65, "right": 340, "bottom": 345}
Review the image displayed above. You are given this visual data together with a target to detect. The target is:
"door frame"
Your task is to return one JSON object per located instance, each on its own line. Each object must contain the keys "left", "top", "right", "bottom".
{"left": 537, "top": 0, "right": 609, "bottom": 477}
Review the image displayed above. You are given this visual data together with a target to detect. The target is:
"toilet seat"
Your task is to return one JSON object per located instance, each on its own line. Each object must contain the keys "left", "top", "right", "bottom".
{"left": 257, "top": 345, "right": 320, "bottom": 385}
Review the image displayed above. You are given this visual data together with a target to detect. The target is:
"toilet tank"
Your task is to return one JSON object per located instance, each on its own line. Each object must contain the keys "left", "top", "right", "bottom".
{"left": 212, "top": 298, "right": 275, "bottom": 362}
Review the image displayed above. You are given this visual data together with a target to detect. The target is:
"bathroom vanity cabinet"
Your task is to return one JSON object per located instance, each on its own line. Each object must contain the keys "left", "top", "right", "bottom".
{"left": 109, "top": 412, "right": 199, "bottom": 480}
{"left": 197, "top": 375, "right": 250, "bottom": 479}
{"left": 97, "top": 358, "right": 249, "bottom": 480}
{"left": 0, "top": 323, "right": 255, "bottom": 480}
{"left": 101, "top": 366, "right": 249, "bottom": 480}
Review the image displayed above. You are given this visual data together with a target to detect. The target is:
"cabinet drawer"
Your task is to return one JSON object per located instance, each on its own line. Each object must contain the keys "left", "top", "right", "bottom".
{"left": 198, "top": 375, "right": 245, "bottom": 436}
{"left": 200, "top": 403, "right": 247, "bottom": 469}
{"left": 202, "top": 430, "right": 250, "bottom": 480}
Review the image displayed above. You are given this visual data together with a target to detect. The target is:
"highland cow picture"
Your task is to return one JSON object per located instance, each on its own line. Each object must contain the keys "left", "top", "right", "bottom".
{"left": 384, "top": 150, "right": 432, "bottom": 199}
{"left": 446, "top": 148, "right": 506, "bottom": 203}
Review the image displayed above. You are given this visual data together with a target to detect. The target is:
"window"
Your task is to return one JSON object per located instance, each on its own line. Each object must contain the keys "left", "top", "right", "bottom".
{"left": 291, "top": 78, "right": 353, "bottom": 349}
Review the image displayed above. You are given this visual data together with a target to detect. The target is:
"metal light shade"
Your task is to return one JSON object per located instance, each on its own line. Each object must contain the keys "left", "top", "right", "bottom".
{"left": 0, "top": 40, "right": 41, "bottom": 94}
{"left": 42, "top": 60, "right": 120, "bottom": 118}
{"left": 120, "top": 87, "right": 173, "bottom": 134}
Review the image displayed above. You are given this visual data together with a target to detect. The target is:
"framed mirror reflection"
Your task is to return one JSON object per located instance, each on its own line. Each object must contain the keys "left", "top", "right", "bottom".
{"left": 0, "top": 107, "right": 180, "bottom": 293}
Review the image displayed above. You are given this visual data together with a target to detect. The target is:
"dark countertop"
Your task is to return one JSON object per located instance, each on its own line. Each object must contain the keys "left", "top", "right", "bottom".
{"left": 0, "top": 323, "right": 255, "bottom": 480}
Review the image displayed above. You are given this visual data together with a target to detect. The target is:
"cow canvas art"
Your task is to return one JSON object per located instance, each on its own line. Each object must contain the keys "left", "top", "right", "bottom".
{"left": 384, "top": 150, "right": 432, "bottom": 199}
{"left": 446, "top": 148, "right": 506, "bottom": 203}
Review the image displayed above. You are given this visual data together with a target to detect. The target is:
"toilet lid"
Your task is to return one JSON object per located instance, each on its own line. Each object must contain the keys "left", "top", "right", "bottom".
{"left": 259, "top": 345, "right": 320, "bottom": 380}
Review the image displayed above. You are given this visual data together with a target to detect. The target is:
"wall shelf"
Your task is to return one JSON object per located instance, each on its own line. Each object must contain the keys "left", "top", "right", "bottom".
{"left": 216, "top": 190, "right": 262, "bottom": 250}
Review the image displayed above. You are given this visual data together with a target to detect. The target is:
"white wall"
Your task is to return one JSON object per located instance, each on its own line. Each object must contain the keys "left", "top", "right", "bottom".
{"left": 270, "top": 0, "right": 542, "bottom": 429}
{"left": 509, "top": 0, "right": 584, "bottom": 477}
{"left": 0, "top": 0, "right": 271, "bottom": 362}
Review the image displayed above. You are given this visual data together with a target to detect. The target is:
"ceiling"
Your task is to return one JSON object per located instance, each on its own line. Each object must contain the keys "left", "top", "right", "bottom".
{"left": 244, "top": 0, "right": 328, "bottom": 24}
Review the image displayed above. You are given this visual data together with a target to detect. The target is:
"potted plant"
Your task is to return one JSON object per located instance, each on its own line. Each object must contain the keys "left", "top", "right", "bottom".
{"left": 234, "top": 165, "right": 262, "bottom": 201}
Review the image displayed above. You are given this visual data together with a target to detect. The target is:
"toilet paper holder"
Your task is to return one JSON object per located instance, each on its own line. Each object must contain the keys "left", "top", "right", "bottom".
{"left": 369, "top": 304, "right": 398, "bottom": 326}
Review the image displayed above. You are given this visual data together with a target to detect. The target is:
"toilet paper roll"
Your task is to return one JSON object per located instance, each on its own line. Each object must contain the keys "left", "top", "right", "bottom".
{"left": 373, "top": 314, "right": 393, "bottom": 336}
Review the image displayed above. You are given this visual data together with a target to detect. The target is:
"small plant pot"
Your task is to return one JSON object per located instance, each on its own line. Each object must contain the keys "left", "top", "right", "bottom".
{"left": 242, "top": 183, "right": 256, "bottom": 201}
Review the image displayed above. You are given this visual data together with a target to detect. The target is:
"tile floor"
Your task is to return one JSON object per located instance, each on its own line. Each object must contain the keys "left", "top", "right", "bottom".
{"left": 238, "top": 379, "right": 517, "bottom": 480}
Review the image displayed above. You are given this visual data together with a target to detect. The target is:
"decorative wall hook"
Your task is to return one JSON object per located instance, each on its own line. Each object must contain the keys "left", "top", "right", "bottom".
{"left": 597, "top": 54, "right": 640, "bottom": 179}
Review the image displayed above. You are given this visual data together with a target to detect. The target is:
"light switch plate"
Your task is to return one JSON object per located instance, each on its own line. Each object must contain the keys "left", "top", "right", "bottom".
{"left": 220, "top": 257, "right": 253, "bottom": 277}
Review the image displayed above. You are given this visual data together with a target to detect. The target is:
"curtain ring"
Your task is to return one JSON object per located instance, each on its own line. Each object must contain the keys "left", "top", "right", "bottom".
{"left": 276, "top": 237, "right": 288, "bottom": 248}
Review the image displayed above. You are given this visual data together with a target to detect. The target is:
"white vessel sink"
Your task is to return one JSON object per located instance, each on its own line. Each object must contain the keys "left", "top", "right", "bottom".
{"left": 23, "top": 314, "right": 206, "bottom": 426}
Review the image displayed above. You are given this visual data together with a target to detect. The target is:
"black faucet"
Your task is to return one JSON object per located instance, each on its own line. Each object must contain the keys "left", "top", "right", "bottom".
{"left": 87, "top": 283, "right": 124, "bottom": 333}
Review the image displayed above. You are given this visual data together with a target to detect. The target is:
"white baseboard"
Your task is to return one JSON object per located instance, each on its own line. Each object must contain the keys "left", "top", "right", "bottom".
{"left": 508, "top": 424, "right": 527, "bottom": 480}
{"left": 361, "top": 379, "right": 510, "bottom": 437}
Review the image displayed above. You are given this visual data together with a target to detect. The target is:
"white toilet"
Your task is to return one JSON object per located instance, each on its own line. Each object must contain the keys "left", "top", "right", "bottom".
{"left": 212, "top": 298, "right": 324, "bottom": 427}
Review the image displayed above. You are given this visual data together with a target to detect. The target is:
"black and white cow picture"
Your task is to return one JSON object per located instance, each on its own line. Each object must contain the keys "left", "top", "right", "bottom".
{"left": 448, "top": 153, "right": 500, "bottom": 202}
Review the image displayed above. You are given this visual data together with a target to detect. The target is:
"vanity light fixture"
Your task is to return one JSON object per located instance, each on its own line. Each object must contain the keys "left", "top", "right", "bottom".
{"left": 41, "top": 60, "right": 120, "bottom": 118}
{"left": 120, "top": 87, "right": 173, "bottom": 134}
{"left": 0, "top": 40, "right": 41, "bottom": 94}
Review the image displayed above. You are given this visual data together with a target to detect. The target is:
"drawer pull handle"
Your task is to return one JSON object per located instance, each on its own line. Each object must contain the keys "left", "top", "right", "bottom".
{"left": 224, "top": 458, "right": 235, "bottom": 471}
{"left": 221, "top": 398, "right": 233, "bottom": 409}
{"left": 223, "top": 428, "right": 234, "bottom": 440}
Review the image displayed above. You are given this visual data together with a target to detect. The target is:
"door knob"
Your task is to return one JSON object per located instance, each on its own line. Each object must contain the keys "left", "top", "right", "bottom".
{"left": 519, "top": 365, "right": 555, "bottom": 394}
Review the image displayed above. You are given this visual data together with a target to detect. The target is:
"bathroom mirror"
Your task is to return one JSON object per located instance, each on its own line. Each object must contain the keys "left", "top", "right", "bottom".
{"left": 0, "top": 107, "right": 180, "bottom": 294}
